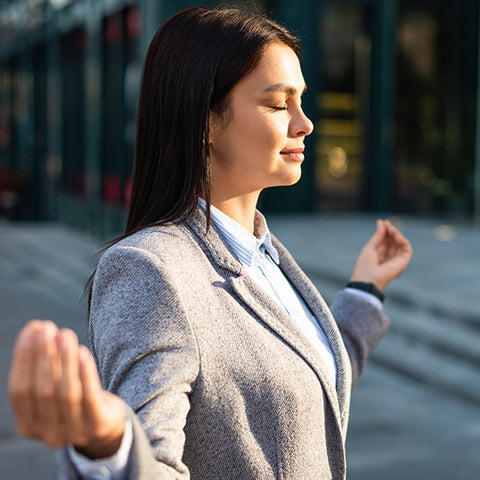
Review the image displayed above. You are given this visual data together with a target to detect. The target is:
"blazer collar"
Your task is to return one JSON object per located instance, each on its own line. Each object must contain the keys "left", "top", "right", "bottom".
{"left": 198, "top": 198, "right": 280, "bottom": 267}
{"left": 183, "top": 207, "right": 351, "bottom": 437}
{"left": 182, "top": 207, "right": 243, "bottom": 275}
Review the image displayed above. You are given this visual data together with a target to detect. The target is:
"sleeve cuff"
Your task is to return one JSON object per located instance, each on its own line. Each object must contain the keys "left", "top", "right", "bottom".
{"left": 343, "top": 287, "right": 384, "bottom": 311}
{"left": 66, "top": 415, "right": 133, "bottom": 479}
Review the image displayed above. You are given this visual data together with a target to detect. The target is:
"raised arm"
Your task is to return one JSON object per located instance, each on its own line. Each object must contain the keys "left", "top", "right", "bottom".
{"left": 331, "top": 219, "right": 412, "bottom": 387}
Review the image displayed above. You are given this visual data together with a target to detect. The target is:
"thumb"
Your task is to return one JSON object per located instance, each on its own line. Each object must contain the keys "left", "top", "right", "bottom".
{"left": 366, "top": 219, "right": 386, "bottom": 248}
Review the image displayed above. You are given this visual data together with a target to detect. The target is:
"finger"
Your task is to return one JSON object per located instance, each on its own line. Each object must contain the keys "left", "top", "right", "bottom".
{"left": 76, "top": 348, "right": 126, "bottom": 455}
{"left": 380, "top": 223, "right": 398, "bottom": 257}
{"left": 376, "top": 244, "right": 387, "bottom": 263}
{"left": 33, "top": 322, "right": 65, "bottom": 447}
{"left": 374, "top": 219, "right": 385, "bottom": 238}
{"left": 8, "top": 322, "right": 39, "bottom": 438}
{"left": 385, "top": 221, "right": 407, "bottom": 246}
{"left": 78, "top": 345, "right": 104, "bottom": 426}
{"left": 365, "top": 219, "right": 386, "bottom": 249}
{"left": 387, "top": 232, "right": 397, "bottom": 259}
{"left": 58, "top": 329, "right": 83, "bottom": 441}
{"left": 385, "top": 222, "right": 413, "bottom": 257}
{"left": 397, "top": 232, "right": 413, "bottom": 256}
{"left": 380, "top": 237, "right": 412, "bottom": 274}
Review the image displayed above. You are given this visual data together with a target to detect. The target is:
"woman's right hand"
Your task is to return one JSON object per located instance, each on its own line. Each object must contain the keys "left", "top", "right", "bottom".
{"left": 8, "top": 320, "right": 126, "bottom": 459}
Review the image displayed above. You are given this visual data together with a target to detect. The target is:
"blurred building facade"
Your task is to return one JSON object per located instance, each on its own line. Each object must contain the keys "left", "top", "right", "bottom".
{"left": 0, "top": 0, "right": 478, "bottom": 236}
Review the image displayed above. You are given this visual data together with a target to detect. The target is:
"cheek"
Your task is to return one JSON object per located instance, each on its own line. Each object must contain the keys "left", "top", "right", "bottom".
{"left": 235, "top": 112, "right": 286, "bottom": 151}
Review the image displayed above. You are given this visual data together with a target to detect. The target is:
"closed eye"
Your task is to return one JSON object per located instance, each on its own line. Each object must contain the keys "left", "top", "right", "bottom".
{"left": 269, "top": 104, "right": 288, "bottom": 111}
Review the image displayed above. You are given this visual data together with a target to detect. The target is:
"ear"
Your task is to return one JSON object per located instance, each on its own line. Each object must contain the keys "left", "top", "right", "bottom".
{"left": 208, "top": 110, "right": 222, "bottom": 145}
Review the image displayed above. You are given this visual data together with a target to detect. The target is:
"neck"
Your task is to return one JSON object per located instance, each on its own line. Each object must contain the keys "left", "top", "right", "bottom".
{"left": 209, "top": 191, "right": 260, "bottom": 234}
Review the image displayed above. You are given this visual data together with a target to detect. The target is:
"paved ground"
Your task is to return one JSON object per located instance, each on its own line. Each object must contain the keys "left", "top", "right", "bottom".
{"left": 1, "top": 214, "right": 480, "bottom": 479}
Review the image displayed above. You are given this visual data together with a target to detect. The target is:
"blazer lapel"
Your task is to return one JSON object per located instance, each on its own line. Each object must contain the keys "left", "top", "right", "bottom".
{"left": 272, "top": 235, "right": 352, "bottom": 436}
{"left": 184, "top": 208, "right": 348, "bottom": 437}
{"left": 229, "top": 275, "right": 342, "bottom": 418}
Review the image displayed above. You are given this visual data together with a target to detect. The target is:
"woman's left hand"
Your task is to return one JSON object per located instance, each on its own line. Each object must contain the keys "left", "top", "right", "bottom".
{"left": 350, "top": 219, "right": 413, "bottom": 291}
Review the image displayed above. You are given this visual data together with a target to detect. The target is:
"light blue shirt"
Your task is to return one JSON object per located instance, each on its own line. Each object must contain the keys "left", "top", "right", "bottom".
{"left": 68, "top": 201, "right": 382, "bottom": 477}
{"left": 200, "top": 199, "right": 338, "bottom": 389}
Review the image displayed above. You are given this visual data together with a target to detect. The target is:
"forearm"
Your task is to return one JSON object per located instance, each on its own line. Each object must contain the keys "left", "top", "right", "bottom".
{"left": 66, "top": 415, "right": 132, "bottom": 479}
{"left": 59, "top": 405, "right": 189, "bottom": 480}
{"left": 330, "top": 289, "right": 390, "bottom": 388}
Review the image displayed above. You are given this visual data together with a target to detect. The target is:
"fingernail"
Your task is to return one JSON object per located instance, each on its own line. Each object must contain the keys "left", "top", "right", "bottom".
{"left": 18, "top": 332, "right": 32, "bottom": 347}
{"left": 59, "top": 333, "right": 72, "bottom": 351}
{"left": 78, "top": 348, "right": 92, "bottom": 369}
{"left": 40, "top": 326, "right": 57, "bottom": 344}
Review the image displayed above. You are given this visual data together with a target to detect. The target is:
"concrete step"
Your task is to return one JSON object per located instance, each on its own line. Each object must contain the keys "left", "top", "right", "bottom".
{"left": 0, "top": 221, "right": 98, "bottom": 275}
{"left": 388, "top": 303, "right": 480, "bottom": 369}
{"left": 371, "top": 331, "right": 480, "bottom": 406}
{"left": 0, "top": 222, "right": 98, "bottom": 305}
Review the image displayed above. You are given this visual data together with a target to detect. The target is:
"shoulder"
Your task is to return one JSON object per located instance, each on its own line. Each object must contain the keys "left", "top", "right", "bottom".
{"left": 91, "top": 223, "right": 206, "bottom": 294}
{"left": 90, "top": 222, "right": 204, "bottom": 320}
{"left": 116, "top": 221, "right": 194, "bottom": 251}
{"left": 101, "top": 222, "right": 201, "bottom": 267}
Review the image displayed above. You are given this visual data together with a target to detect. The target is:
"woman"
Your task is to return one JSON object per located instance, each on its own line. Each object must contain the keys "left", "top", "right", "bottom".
{"left": 8, "top": 7, "right": 412, "bottom": 480}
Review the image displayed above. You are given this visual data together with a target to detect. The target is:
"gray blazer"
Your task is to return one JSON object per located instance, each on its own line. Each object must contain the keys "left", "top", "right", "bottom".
{"left": 59, "top": 207, "right": 389, "bottom": 480}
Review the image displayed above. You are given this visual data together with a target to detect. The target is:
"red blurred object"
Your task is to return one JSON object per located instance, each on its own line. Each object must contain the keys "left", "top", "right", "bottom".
{"left": 105, "top": 15, "right": 122, "bottom": 46}
{"left": 125, "top": 7, "right": 141, "bottom": 39}
{"left": 124, "top": 175, "right": 132, "bottom": 209}
{"left": 0, "top": 122, "right": 9, "bottom": 147}
{"left": 0, "top": 167, "right": 27, "bottom": 219}
{"left": 104, "top": 174, "right": 120, "bottom": 206}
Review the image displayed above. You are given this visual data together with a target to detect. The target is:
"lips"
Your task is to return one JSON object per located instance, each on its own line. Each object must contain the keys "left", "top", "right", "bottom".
{"left": 280, "top": 147, "right": 305, "bottom": 162}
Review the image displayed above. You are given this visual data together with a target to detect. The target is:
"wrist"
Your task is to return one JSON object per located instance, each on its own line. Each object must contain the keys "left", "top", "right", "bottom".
{"left": 346, "top": 280, "right": 385, "bottom": 302}
{"left": 349, "top": 274, "right": 386, "bottom": 291}
{"left": 73, "top": 416, "right": 125, "bottom": 459}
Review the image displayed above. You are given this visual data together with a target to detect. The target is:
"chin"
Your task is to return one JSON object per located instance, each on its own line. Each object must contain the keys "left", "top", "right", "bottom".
{"left": 282, "top": 168, "right": 303, "bottom": 186}
{"left": 260, "top": 167, "right": 303, "bottom": 189}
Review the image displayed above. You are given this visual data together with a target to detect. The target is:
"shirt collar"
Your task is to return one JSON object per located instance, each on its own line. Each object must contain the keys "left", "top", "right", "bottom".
{"left": 198, "top": 198, "right": 279, "bottom": 266}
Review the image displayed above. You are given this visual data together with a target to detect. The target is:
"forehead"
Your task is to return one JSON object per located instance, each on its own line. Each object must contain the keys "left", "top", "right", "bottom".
{"left": 235, "top": 43, "right": 306, "bottom": 96}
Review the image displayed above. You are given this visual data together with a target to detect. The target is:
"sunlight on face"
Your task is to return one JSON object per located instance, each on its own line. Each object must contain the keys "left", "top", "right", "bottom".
{"left": 209, "top": 43, "right": 314, "bottom": 199}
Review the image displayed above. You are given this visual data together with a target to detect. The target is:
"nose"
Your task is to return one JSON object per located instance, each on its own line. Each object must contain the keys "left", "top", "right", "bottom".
{"left": 290, "top": 106, "right": 314, "bottom": 137}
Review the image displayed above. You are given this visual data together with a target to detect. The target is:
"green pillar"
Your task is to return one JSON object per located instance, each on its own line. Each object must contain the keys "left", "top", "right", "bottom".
{"left": 45, "top": 9, "right": 62, "bottom": 220}
{"left": 261, "top": 0, "right": 320, "bottom": 212}
{"left": 140, "top": 0, "right": 203, "bottom": 55}
{"left": 139, "top": 0, "right": 163, "bottom": 55}
{"left": 366, "top": 0, "right": 398, "bottom": 212}
{"left": 475, "top": 1, "right": 480, "bottom": 225}
{"left": 16, "top": 51, "right": 35, "bottom": 219}
{"left": 0, "top": 62, "right": 13, "bottom": 169}
{"left": 84, "top": 0, "right": 103, "bottom": 234}
{"left": 32, "top": 44, "right": 48, "bottom": 220}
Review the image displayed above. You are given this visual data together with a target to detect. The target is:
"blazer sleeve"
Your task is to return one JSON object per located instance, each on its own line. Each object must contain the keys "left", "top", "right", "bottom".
{"left": 329, "top": 289, "right": 390, "bottom": 388}
{"left": 58, "top": 244, "right": 201, "bottom": 479}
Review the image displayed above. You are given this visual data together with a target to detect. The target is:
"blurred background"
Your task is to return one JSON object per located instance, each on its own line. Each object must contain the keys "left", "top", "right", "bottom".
{"left": 0, "top": 0, "right": 479, "bottom": 233}
{"left": 1, "top": 1, "right": 480, "bottom": 479}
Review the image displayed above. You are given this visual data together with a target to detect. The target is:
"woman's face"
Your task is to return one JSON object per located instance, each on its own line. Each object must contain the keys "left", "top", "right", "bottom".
{"left": 209, "top": 43, "right": 314, "bottom": 197}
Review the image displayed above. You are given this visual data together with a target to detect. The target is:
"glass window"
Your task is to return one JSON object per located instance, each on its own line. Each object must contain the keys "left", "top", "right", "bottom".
{"left": 60, "top": 28, "right": 86, "bottom": 197}
{"left": 315, "top": 4, "right": 373, "bottom": 211}
{"left": 394, "top": 1, "right": 478, "bottom": 217}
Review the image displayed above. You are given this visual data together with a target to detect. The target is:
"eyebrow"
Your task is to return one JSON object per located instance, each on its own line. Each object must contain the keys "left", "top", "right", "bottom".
{"left": 262, "top": 83, "right": 308, "bottom": 96}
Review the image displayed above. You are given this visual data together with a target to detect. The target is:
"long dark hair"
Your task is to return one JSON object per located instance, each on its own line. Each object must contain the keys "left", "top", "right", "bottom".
{"left": 86, "top": 7, "right": 300, "bottom": 306}
{"left": 128, "top": 6, "right": 300, "bottom": 232}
